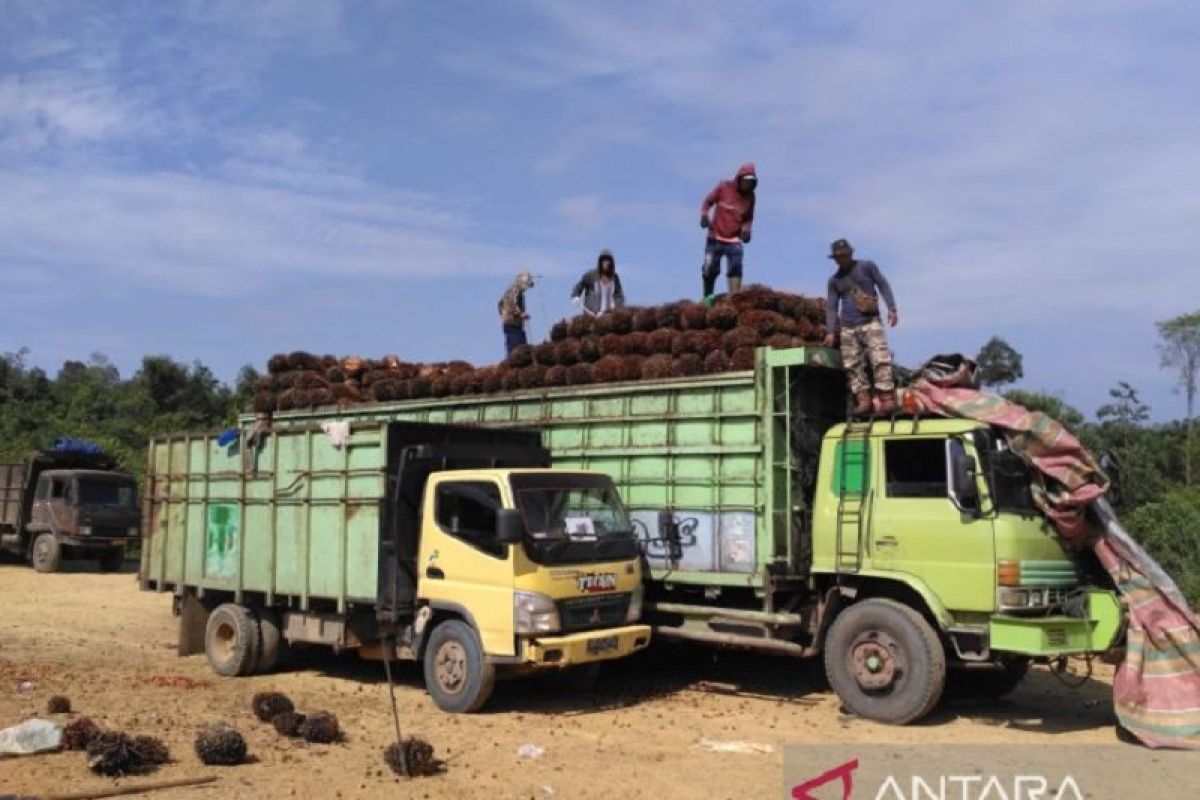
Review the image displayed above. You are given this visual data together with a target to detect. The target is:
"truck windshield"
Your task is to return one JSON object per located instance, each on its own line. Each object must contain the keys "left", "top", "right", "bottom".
{"left": 510, "top": 474, "right": 639, "bottom": 565}
{"left": 974, "top": 431, "right": 1039, "bottom": 515}
{"left": 77, "top": 481, "right": 137, "bottom": 508}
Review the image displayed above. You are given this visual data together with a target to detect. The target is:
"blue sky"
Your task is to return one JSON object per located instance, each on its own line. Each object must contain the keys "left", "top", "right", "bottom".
{"left": 2, "top": 1, "right": 1198, "bottom": 421}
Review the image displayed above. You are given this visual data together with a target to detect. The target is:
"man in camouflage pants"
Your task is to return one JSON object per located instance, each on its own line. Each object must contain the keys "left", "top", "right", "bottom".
{"left": 822, "top": 239, "right": 899, "bottom": 416}
{"left": 498, "top": 269, "right": 536, "bottom": 355}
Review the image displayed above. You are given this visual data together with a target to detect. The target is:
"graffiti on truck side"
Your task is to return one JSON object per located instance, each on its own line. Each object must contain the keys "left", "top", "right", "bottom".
{"left": 629, "top": 510, "right": 757, "bottom": 574}
{"left": 631, "top": 514, "right": 700, "bottom": 559}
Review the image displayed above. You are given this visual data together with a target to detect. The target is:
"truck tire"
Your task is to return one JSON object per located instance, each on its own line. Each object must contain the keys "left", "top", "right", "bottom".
{"left": 30, "top": 533, "right": 62, "bottom": 573}
{"left": 422, "top": 619, "right": 496, "bottom": 713}
{"left": 205, "top": 603, "right": 261, "bottom": 677}
{"left": 824, "top": 598, "right": 946, "bottom": 725}
{"left": 947, "top": 657, "right": 1030, "bottom": 700}
{"left": 255, "top": 608, "right": 285, "bottom": 674}
{"left": 98, "top": 547, "right": 125, "bottom": 573}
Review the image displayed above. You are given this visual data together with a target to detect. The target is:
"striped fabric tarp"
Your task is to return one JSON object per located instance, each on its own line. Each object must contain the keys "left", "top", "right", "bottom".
{"left": 902, "top": 370, "right": 1200, "bottom": 749}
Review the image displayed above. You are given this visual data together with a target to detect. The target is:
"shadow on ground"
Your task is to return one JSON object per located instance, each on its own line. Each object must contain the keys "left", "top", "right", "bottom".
{"left": 285, "top": 642, "right": 1118, "bottom": 737}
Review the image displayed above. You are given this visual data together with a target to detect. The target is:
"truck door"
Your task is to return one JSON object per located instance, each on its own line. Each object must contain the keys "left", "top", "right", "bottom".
{"left": 32, "top": 476, "right": 69, "bottom": 534}
{"left": 868, "top": 436, "right": 994, "bottom": 612}
{"left": 417, "top": 477, "right": 516, "bottom": 656}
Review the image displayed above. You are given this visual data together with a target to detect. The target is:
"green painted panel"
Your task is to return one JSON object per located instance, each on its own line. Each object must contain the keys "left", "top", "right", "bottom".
{"left": 273, "top": 503, "right": 307, "bottom": 595}
{"left": 243, "top": 504, "right": 273, "bottom": 591}
{"left": 185, "top": 504, "right": 206, "bottom": 585}
{"left": 308, "top": 505, "right": 342, "bottom": 598}
{"left": 832, "top": 440, "right": 869, "bottom": 495}
{"left": 346, "top": 503, "right": 381, "bottom": 599}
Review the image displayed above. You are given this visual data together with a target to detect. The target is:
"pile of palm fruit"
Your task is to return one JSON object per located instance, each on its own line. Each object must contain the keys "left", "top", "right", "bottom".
{"left": 253, "top": 285, "right": 826, "bottom": 413}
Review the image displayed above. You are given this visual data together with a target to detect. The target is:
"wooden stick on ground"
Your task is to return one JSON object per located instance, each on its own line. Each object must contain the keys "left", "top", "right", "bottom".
{"left": 43, "top": 775, "right": 217, "bottom": 800}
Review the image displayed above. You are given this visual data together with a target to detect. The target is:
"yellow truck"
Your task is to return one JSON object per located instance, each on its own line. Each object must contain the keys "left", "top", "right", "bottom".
{"left": 140, "top": 421, "right": 650, "bottom": 712}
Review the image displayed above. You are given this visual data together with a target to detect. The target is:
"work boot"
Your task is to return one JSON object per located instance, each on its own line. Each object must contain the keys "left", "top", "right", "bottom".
{"left": 875, "top": 391, "right": 897, "bottom": 415}
{"left": 728, "top": 275, "right": 743, "bottom": 294}
{"left": 852, "top": 391, "right": 872, "bottom": 417}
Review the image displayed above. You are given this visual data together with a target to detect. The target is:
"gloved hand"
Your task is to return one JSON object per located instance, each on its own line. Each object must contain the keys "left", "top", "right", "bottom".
{"left": 699, "top": 217, "right": 709, "bottom": 229}
{"left": 822, "top": 333, "right": 836, "bottom": 348}
{"left": 740, "top": 231, "right": 751, "bottom": 244}
{"left": 572, "top": 296, "right": 583, "bottom": 309}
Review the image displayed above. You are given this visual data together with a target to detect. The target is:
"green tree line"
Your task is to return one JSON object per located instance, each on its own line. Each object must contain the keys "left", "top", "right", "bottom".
{"left": 0, "top": 349, "right": 257, "bottom": 486}
{"left": 975, "top": 312, "right": 1200, "bottom": 604}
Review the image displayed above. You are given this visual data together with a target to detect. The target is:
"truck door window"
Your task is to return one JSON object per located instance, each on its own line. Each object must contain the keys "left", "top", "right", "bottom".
{"left": 435, "top": 481, "right": 505, "bottom": 559}
{"left": 51, "top": 480, "right": 67, "bottom": 500}
{"left": 883, "top": 439, "right": 948, "bottom": 498}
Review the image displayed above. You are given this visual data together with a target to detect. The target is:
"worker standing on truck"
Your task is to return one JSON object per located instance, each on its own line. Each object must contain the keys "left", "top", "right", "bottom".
{"left": 699, "top": 162, "right": 757, "bottom": 298}
{"left": 822, "top": 238, "right": 899, "bottom": 416}
{"left": 571, "top": 249, "right": 625, "bottom": 316}
{"left": 499, "top": 269, "right": 535, "bottom": 354}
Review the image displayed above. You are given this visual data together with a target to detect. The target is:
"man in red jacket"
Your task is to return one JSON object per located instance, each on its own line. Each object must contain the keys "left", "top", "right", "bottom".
{"left": 699, "top": 162, "right": 757, "bottom": 297}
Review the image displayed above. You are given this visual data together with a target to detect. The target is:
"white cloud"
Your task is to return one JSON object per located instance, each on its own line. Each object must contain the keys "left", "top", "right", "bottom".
{"left": 0, "top": 165, "right": 554, "bottom": 296}
{"left": 553, "top": 194, "right": 604, "bottom": 229}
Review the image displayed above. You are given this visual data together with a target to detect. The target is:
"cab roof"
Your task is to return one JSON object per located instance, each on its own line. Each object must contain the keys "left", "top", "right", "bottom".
{"left": 824, "top": 418, "right": 985, "bottom": 441}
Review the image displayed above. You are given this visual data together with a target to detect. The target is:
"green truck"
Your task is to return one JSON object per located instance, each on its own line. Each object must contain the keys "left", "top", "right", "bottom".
{"left": 223, "top": 346, "right": 1123, "bottom": 723}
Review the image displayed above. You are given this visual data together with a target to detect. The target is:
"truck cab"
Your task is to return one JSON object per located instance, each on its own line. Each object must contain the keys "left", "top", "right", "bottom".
{"left": 811, "top": 418, "right": 1122, "bottom": 721}
{"left": 1, "top": 455, "right": 139, "bottom": 573}
{"left": 413, "top": 468, "right": 649, "bottom": 710}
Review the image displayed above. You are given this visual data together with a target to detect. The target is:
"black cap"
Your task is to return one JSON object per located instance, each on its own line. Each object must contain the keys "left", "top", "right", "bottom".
{"left": 828, "top": 238, "right": 853, "bottom": 258}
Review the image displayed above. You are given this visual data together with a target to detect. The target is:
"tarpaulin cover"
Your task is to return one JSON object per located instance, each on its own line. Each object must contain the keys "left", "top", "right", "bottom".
{"left": 901, "top": 358, "right": 1200, "bottom": 749}
{"left": 50, "top": 436, "right": 103, "bottom": 455}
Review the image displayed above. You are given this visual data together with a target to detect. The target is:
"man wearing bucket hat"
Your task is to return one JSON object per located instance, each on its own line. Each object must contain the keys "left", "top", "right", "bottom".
{"left": 823, "top": 239, "right": 899, "bottom": 416}
{"left": 498, "top": 269, "right": 536, "bottom": 355}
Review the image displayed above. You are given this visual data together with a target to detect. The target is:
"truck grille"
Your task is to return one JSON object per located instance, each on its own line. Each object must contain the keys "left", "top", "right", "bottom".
{"left": 557, "top": 594, "right": 630, "bottom": 633}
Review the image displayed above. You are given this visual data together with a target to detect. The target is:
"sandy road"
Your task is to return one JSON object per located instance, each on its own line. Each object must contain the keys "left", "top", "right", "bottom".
{"left": 0, "top": 564, "right": 1138, "bottom": 799}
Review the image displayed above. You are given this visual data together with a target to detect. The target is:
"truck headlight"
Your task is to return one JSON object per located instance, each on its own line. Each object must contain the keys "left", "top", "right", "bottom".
{"left": 79, "top": 525, "right": 93, "bottom": 536}
{"left": 127, "top": 526, "right": 139, "bottom": 537}
{"left": 626, "top": 583, "right": 644, "bottom": 623}
{"left": 998, "top": 588, "right": 1054, "bottom": 609}
{"left": 999, "top": 588, "right": 1030, "bottom": 608}
{"left": 515, "top": 591, "right": 560, "bottom": 634}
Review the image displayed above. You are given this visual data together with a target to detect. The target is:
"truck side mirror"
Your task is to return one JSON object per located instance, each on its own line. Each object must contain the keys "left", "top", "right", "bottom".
{"left": 495, "top": 508, "right": 524, "bottom": 545}
{"left": 948, "top": 439, "right": 980, "bottom": 512}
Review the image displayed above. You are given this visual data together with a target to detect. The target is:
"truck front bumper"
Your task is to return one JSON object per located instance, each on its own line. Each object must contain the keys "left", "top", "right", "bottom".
{"left": 522, "top": 624, "right": 652, "bottom": 667}
{"left": 989, "top": 589, "right": 1123, "bottom": 657}
{"left": 58, "top": 537, "right": 129, "bottom": 551}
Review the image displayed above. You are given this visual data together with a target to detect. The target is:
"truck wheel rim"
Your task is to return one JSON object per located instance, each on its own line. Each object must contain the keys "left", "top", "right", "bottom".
{"left": 33, "top": 538, "right": 51, "bottom": 566}
{"left": 212, "top": 622, "right": 236, "bottom": 663}
{"left": 850, "top": 632, "right": 901, "bottom": 691}
{"left": 435, "top": 641, "right": 468, "bottom": 694}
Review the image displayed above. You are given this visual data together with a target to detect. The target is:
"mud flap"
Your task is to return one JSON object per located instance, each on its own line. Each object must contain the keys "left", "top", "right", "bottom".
{"left": 178, "top": 593, "right": 209, "bottom": 656}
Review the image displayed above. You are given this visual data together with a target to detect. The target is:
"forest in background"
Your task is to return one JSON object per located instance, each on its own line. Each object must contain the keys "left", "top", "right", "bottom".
{"left": 1, "top": 324, "right": 1197, "bottom": 603}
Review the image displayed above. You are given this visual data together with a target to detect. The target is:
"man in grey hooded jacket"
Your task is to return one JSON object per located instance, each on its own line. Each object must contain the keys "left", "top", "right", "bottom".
{"left": 571, "top": 249, "right": 626, "bottom": 316}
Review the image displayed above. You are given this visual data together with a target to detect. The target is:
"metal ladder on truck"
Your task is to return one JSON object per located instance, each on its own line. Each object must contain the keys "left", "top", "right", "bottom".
{"left": 834, "top": 421, "right": 872, "bottom": 573}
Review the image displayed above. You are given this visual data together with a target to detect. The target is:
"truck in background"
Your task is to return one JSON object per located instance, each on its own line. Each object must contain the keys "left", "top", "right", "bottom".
{"left": 140, "top": 421, "right": 651, "bottom": 713}
{"left": 0, "top": 446, "right": 139, "bottom": 573}
{"left": 259, "top": 346, "right": 1124, "bottom": 724}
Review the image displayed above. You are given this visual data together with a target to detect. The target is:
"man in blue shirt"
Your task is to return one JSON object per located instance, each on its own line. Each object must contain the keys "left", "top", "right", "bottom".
{"left": 823, "top": 239, "right": 899, "bottom": 416}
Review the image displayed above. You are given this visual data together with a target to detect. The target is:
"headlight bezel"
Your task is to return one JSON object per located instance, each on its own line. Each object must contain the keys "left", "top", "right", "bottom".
{"left": 515, "top": 590, "right": 561, "bottom": 635}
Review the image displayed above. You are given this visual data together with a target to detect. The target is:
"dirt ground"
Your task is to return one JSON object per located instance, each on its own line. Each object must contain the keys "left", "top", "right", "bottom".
{"left": 0, "top": 563, "right": 1138, "bottom": 799}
